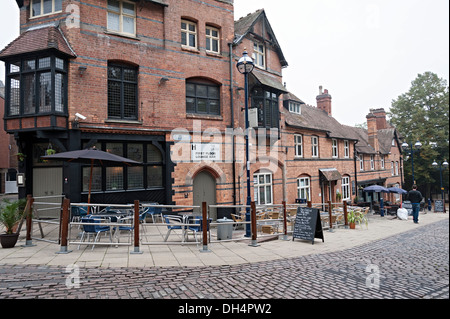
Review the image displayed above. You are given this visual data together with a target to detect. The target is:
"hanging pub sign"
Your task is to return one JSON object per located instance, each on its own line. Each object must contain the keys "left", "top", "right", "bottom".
{"left": 293, "top": 206, "right": 324, "bottom": 245}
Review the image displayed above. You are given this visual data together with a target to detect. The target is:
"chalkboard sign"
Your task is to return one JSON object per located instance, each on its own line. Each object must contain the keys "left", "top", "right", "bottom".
{"left": 434, "top": 200, "right": 444, "bottom": 212}
{"left": 402, "top": 201, "right": 413, "bottom": 216}
{"left": 293, "top": 207, "right": 324, "bottom": 245}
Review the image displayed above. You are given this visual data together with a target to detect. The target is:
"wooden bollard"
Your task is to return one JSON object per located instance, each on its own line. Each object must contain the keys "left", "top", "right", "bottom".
{"left": 131, "top": 200, "right": 142, "bottom": 254}
{"left": 343, "top": 200, "right": 348, "bottom": 227}
{"left": 56, "top": 198, "right": 71, "bottom": 254}
{"left": 328, "top": 201, "right": 334, "bottom": 232}
{"left": 199, "top": 202, "right": 210, "bottom": 253}
{"left": 249, "top": 202, "right": 259, "bottom": 247}
{"left": 24, "top": 195, "right": 35, "bottom": 247}
{"left": 281, "top": 201, "right": 288, "bottom": 240}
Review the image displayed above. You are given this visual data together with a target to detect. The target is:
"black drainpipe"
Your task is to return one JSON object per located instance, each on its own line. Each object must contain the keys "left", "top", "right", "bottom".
{"left": 229, "top": 42, "right": 237, "bottom": 206}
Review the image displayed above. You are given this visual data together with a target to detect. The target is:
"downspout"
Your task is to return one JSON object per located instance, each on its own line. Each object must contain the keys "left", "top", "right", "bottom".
{"left": 229, "top": 42, "right": 237, "bottom": 206}
{"left": 353, "top": 141, "right": 359, "bottom": 203}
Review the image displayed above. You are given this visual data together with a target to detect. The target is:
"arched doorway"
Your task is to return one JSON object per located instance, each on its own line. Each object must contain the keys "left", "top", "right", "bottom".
{"left": 193, "top": 170, "right": 217, "bottom": 220}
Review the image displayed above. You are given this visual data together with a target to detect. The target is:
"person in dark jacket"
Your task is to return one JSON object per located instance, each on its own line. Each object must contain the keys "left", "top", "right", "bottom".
{"left": 407, "top": 185, "right": 423, "bottom": 224}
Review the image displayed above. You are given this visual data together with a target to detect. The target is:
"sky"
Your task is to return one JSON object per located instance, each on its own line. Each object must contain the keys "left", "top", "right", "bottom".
{"left": 0, "top": 0, "right": 449, "bottom": 126}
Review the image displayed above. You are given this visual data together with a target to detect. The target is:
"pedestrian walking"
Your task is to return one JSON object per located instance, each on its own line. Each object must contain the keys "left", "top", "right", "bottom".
{"left": 407, "top": 185, "right": 423, "bottom": 224}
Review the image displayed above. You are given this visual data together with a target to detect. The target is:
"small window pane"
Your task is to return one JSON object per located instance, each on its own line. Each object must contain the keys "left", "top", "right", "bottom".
{"left": 9, "top": 76, "right": 20, "bottom": 116}
{"left": 39, "top": 57, "right": 51, "bottom": 69}
{"left": 10, "top": 62, "right": 20, "bottom": 73}
{"left": 55, "top": 57, "right": 64, "bottom": 70}
{"left": 197, "top": 85, "right": 207, "bottom": 97}
{"left": 208, "top": 86, "right": 219, "bottom": 99}
{"left": 23, "top": 74, "right": 36, "bottom": 114}
{"left": 122, "top": 2, "right": 135, "bottom": 15}
{"left": 147, "top": 144, "right": 162, "bottom": 163}
{"left": 209, "top": 100, "right": 220, "bottom": 115}
{"left": 24, "top": 60, "right": 36, "bottom": 71}
{"left": 189, "top": 23, "right": 195, "bottom": 32}
{"left": 83, "top": 167, "right": 102, "bottom": 192}
{"left": 128, "top": 167, "right": 143, "bottom": 189}
{"left": 186, "top": 97, "right": 195, "bottom": 113}
{"left": 123, "top": 68, "right": 136, "bottom": 82}
{"left": 106, "top": 167, "right": 123, "bottom": 190}
{"left": 147, "top": 166, "right": 163, "bottom": 187}
{"left": 181, "top": 22, "right": 187, "bottom": 30}
{"left": 55, "top": 73, "right": 64, "bottom": 112}
{"left": 108, "top": 0, "right": 120, "bottom": 12}
{"left": 106, "top": 143, "right": 123, "bottom": 156}
{"left": 186, "top": 83, "right": 195, "bottom": 96}
{"left": 108, "top": 66, "right": 121, "bottom": 80}
{"left": 128, "top": 144, "right": 143, "bottom": 162}
{"left": 181, "top": 32, "right": 187, "bottom": 46}
{"left": 39, "top": 72, "right": 52, "bottom": 113}
{"left": 43, "top": 0, "right": 52, "bottom": 15}
{"left": 189, "top": 34, "right": 196, "bottom": 47}
{"left": 108, "top": 12, "right": 120, "bottom": 32}
{"left": 32, "top": 0, "right": 41, "bottom": 16}
{"left": 197, "top": 99, "right": 207, "bottom": 113}
{"left": 123, "top": 16, "right": 135, "bottom": 34}
{"left": 54, "top": 0, "right": 62, "bottom": 12}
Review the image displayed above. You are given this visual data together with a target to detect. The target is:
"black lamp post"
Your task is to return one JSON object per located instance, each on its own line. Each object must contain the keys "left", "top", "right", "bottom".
{"left": 401, "top": 140, "right": 422, "bottom": 185}
{"left": 432, "top": 159, "right": 449, "bottom": 201}
{"left": 237, "top": 49, "right": 255, "bottom": 238}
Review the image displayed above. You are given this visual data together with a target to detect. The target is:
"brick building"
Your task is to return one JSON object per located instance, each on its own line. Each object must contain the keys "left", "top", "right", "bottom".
{"left": 1, "top": 0, "right": 403, "bottom": 218}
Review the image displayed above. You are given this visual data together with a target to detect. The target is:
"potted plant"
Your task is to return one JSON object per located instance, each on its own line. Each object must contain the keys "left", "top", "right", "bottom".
{"left": 0, "top": 199, "right": 25, "bottom": 248}
{"left": 336, "top": 191, "right": 342, "bottom": 202}
{"left": 16, "top": 152, "right": 26, "bottom": 162}
{"left": 347, "top": 209, "right": 368, "bottom": 230}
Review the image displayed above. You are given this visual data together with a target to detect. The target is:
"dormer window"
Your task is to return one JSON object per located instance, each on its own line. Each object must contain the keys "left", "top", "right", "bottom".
{"left": 252, "top": 42, "right": 265, "bottom": 69}
{"left": 289, "top": 101, "right": 301, "bottom": 114}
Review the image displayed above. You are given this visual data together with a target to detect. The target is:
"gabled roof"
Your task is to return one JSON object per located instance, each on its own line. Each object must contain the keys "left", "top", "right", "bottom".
{"left": 234, "top": 9, "right": 288, "bottom": 67}
{"left": 0, "top": 23, "right": 76, "bottom": 60}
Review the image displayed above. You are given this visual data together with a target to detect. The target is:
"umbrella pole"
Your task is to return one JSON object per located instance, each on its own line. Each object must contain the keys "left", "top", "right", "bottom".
{"left": 88, "top": 159, "right": 93, "bottom": 214}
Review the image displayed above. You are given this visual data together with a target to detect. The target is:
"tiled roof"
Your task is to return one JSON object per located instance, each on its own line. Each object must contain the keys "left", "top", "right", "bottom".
{"left": 0, "top": 24, "right": 76, "bottom": 60}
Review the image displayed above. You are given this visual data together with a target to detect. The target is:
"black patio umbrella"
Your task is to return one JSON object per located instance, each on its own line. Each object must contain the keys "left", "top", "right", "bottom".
{"left": 363, "top": 185, "right": 390, "bottom": 216}
{"left": 42, "top": 147, "right": 141, "bottom": 208}
{"left": 363, "top": 185, "right": 390, "bottom": 193}
{"left": 388, "top": 186, "right": 408, "bottom": 195}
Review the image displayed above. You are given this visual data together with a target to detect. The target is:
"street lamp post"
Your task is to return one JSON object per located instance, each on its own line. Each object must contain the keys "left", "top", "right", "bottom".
{"left": 432, "top": 159, "right": 449, "bottom": 201}
{"left": 237, "top": 49, "right": 255, "bottom": 238}
{"left": 401, "top": 140, "right": 422, "bottom": 185}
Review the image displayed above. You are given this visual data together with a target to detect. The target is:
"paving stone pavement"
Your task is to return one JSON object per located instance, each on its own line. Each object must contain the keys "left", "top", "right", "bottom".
{"left": 0, "top": 219, "right": 448, "bottom": 300}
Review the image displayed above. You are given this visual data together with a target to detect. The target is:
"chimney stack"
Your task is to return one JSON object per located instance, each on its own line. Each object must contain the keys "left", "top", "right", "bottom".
{"left": 366, "top": 112, "right": 379, "bottom": 152}
{"left": 316, "top": 86, "right": 332, "bottom": 116}
{"left": 370, "top": 108, "right": 387, "bottom": 130}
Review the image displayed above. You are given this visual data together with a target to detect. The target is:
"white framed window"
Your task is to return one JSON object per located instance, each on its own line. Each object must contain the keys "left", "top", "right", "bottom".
{"left": 341, "top": 176, "right": 350, "bottom": 200}
{"left": 253, "top": 172, "right": 272, "bottom": 205}
{"left": 359, "top": 155, "right": 364, "bottom": 171}
{"left": 391, "top": 161, "right": 395, "bottom": 176}
{"left": 381, "top": 155, "right": 385, "bottom": 169}
{"left": 311, "top": 136, "right": 319, "bottom": 158}
{"left": 181, "top": 20, "right": 197, "bottom": 49}
{"left": 31, "top": 0, "right": 62, "bottom": 18}
{"left": 344, "top": 140, "right": 350, "bottom": 158}
{"left": 206, "top": 26, "right": 220, "bottom": 53}
{"left": 332, "top": 139, "right": 338, "bottom": 158}
{"left": 294, "top": 134, "right": 303, "bottom": 157}
{"left": 395, "top": 161, "right": 399, "bottom": 176}
{"left": 107, "top": 0, "right": 136, "bottom": 36}
{"left": 289, "top": 102, "right": 301, "bottom": 114}
{"left": 252, "top": 42, "right": 265, "bottom": 69}
{"left": 370, "top": 155, "right": 375, "bottom": 170}
{"left": 297, "top": 177, "right": 311, "bottom": 201}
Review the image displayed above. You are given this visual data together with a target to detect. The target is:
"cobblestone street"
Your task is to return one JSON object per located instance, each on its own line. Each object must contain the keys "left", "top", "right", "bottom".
{"left": 0, "top": 219, "right": 448, "bottom": 301}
